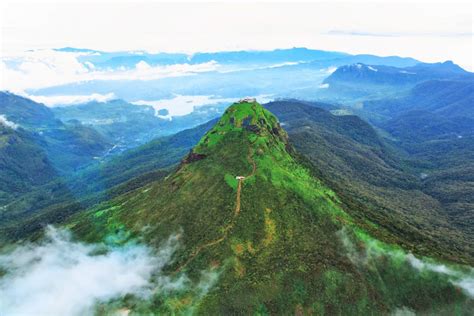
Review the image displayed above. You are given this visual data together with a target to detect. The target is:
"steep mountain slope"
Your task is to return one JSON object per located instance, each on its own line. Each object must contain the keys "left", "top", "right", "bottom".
{"left": 68, "top": 101, "right": 473, "bottom": 314}
{"left": 0, "top": 92, "right": 113, "bottom": 242}
{"left": 357, "top": 78, "right": 474, "bottom": 242}
{"left": 0, "top": 124, "right": 80, "bottom": 242}
{"left": 0, "top": 125, "right": 57, "bottom": 203}
{"left": 0, "top": 92, "right": 61, "bottom": 129}
{"left": 266, "top": 100, "right": 474, "bottom": 263}
{"left": 0, "top": 92, "right": 111, "bottom": 174}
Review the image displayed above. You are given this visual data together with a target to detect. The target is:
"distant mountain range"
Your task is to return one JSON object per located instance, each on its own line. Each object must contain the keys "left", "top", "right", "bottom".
{"left": 24, "top": 47, "right": 424, "bottom": 103}
{"left": 365, "top": 79, "right": 474, "bottom": 120}
{"left": 54, "top": 47, "right": 417, "bottom": 69}
{"left": 319, "top": 61, "right": 472, "bottom": 102}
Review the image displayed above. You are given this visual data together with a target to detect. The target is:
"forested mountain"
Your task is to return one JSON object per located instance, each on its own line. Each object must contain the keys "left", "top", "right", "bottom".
{"left": 64, "top": 101, "right": 474, "bottom": 314}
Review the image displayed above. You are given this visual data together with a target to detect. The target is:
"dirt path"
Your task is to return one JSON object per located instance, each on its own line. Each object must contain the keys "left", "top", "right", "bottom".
{"left": 175, "top": 149, "right": 256, "bottom": 273}
{"left": 234, "top": 151, "right": 256, "bottom": 216}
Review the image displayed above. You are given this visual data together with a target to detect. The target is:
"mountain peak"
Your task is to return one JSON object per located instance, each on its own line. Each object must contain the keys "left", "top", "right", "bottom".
{"left": 66, "top": 101, "right": 474, "bottom": 314}
{"left": 191, "top": 100, "right": 288, "bottom": 156}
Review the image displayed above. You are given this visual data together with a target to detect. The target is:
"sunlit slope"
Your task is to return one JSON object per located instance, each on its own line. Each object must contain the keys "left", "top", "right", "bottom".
{"left": 70, "top": 100, "right": 473, "bottom": 314}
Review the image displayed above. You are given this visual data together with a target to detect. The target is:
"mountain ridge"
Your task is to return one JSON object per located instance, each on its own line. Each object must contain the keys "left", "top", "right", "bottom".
{"left": 66, "top": 100, "right": 473, "bottom": 314}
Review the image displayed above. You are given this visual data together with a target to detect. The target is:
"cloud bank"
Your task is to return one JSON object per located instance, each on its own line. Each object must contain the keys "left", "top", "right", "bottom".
{"left": 337, "top": 228, "right": 474, "bottom": 299}
{"left": 0, "top": 227, "right": 185, "bottom": 316}
{"left": 26, "top": 92, "right": 116, "bottom": 107}
{"left": 132, "top": 95, "right": 236, "bottom": 117}
{"left": 406, "top": 253, "right": 474, "bottom": 297}
{"left": 1, "top": 49, "right": 219, "bottom": 92}
{"left": 132, "top": 94, "right": 273, "bottom": 118}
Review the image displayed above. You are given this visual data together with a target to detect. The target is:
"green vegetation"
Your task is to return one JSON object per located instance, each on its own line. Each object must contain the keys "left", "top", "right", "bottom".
{"left": 66, "top": 101, "right": 473, "bottom": 314}
{"left": 267, "top": 100, "right": 474, "bottom": 264}
{"left": 0, "top": 91, "right": 222, "bottom": 243}
{"left": 52, "top": 99, "right": 226, "bottom": 150}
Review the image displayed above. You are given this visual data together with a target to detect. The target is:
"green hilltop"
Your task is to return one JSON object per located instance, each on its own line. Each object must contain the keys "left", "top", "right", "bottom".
{"left": 69, "top": 100, "right": 474, "bottom": 314}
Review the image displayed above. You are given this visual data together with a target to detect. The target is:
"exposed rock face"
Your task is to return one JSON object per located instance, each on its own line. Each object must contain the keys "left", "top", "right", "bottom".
{"left": 245, "top": 125, "right": 260, "bottom": 133}
{"left": 271, "top": 126, "right": 280, "bottom": 136}
{"left": 182, "top": 152, "right": 207, "bottom": 164}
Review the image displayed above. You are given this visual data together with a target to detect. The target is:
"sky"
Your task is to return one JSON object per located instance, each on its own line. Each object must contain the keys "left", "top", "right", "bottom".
{"left": 1, "top": 0, "right": 472, "bottom": 70}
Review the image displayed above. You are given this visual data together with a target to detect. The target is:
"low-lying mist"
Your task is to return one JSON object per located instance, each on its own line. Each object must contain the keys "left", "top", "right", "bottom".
{"left": 406, "top": 253, "right": 474, "bottom": 297}
{"left": 337, "top": 228, "right": 474, "bottom": 299}
{"left": 0, "top": 226, "right": 219, "bottom": 315}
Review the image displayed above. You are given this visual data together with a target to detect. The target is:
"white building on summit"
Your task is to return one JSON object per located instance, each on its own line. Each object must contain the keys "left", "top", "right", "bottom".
{"left": 235, "top": 176, "right": 245, "bottom": 180}
{"left": 239, "top": 97, "right": 256, "bottom": 103}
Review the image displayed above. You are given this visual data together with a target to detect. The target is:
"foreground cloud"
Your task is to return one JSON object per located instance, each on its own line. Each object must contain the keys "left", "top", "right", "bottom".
{"left": 0, "top": 227, "right": 179, "bottom": 316}
{"left": 337, "top": 228, "right": 474, "bottom": 299}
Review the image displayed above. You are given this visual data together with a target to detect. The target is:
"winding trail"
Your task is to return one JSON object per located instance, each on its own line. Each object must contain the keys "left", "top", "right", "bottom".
{"left": 175, "top": 149, "right": 256, "bottom": 273}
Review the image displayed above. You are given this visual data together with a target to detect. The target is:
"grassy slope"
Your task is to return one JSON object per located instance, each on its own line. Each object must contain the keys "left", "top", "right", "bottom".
{"left": 68, "top": 101, "right": 473, "bottom": 314}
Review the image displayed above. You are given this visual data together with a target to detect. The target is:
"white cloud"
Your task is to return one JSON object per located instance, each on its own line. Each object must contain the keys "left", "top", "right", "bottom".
{"left": 457, "top": 278, "right": 474, "bottom": 297}
{"left": 266, "top": 61, "right": 301, "bottom": 69}
{"left": 1, "top": 49, "right": 220, "bottom": 92}
{"left": 318, "top": 83, "right": 329, "bottom": 89}
{"left": 26, "top": 92, "right": 116, "bottom": 107}
{"left": 133, "top": 94, "right": 273, "bottom": 118}
{"left": 132, "top": 95, "right": 236, "bottom": 117}
{"left": 217, "top": 61, "right": 304, "bottom": 74}
{"left": 84, "top": 61, "right": 95, "bottom": 70}
{"left": 338, "top": 228, "right": 474, "bottom": 299}
{"left": 406, "top": 254, "right": 474, "bottom": 297}
{"left": 0, "top": 115, "right": 19, "bottom": 129}
{"left": 0, "top": 227, "right": 181, "bottom": 316}
{"left": 320, "top": 66, "right": 337, "bottom": 75}
{"left": 115, "top": 60, "right": 218, "bottom": 81}
{"left": 135, "top": 60, "right": 151, "bottom": 70}
{"left": 1, "top": 50, "right": 90, "bottom": 93}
